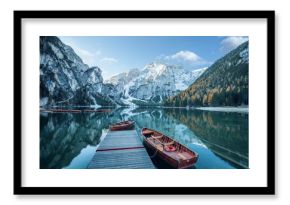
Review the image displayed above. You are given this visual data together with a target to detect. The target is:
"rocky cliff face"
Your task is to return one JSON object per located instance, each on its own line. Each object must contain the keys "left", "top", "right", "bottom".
{"left": 40, "top": 36, "right": 207, "bottom": 107}
{"left": 40, "top": 36, "right": 114, "bottom": 106}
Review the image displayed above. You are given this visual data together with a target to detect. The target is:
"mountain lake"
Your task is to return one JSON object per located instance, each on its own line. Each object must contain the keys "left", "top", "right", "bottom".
{"left": 40, "top": 107, "right": 248, "bottom": 169}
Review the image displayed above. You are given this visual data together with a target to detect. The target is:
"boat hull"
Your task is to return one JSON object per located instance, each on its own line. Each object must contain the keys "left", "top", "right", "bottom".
{"left": 110, "top": 121, "right": 135, "bottom": 131}
{"left": 142, "top": 128, "right": 198, "bottom": 169}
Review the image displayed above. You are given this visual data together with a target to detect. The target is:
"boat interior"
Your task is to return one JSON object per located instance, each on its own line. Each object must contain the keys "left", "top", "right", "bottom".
{"left": 142, "top": 129, "right": 195, "bottom": 160}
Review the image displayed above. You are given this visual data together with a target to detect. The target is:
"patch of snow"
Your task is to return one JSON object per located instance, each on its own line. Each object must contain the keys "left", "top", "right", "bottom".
{"left": 175, "top": 82, "right": 188, "bottom": 91}
{"left": 239, "top": 48, "right": 249, "bottom": 63}
{"left": 48, "top": 42, "right": 64, "bottom": 59}
{"left": 121, "top": 95, "right": 139, "bottom": 107}
{"left": 191, "top": 67, "right": 207, "bottom": 78}
{"left": 40, "top": 97, "right": 48, "bottom": 106}
{"left": 46, "top": 80, "right": 55, "bottom": 93}
{"left": 158, "top": 95, "right": 163, "bottom": 103}
{"left": 236, "top": 59, "right": 242, "bottom": 65}
{"left": 62, "top": 68, "right": 79, "bottom": 91}
{"left": 90, "top": 103, "right": 101, "bottom": 109}
{"left": 192, "top": 67, "right": 208, "bottom": 73}
{"left": 123, "top": 80, "right": 135, "bottom": 98}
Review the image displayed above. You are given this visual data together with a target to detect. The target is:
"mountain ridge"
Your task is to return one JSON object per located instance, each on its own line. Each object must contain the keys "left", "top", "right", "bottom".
{"left": 105, "top": 62, "right": 207, "bottom": 106}
{"left": 40, "top": 36, "right": 115, "bottom": 106}
{"left": 164, "top": 41, "right": 249, "bottom": 107}
{"left": 40, "top": 36, "right": 247, "bottom": 108}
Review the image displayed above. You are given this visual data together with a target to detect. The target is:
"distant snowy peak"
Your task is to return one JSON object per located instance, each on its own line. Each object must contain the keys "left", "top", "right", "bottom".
{"left": 106, "top": 62, "right": 207, "bottom": 105}
{"left": 143, "top": 62, "right": 178, "bottom": 77}
{"left": 105, "top": 68, "right": 140, "bottom": 85}
{"left": 143, "top": 62, "right": 183, "bottom": 78}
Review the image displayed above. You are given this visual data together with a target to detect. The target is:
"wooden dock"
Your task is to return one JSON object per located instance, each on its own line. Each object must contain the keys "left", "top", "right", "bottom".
{"left": 87, "top": 130, "right": 156, "bottom": 169}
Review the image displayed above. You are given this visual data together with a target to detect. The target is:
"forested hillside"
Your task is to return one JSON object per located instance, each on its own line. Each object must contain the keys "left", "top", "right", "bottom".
{"left": 164, "top": 41, "right": 249, "bottom": 107}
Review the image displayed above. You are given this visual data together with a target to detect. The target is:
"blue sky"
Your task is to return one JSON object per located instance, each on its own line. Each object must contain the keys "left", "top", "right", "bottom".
{"left": 59, "top": 36, "right": 248, "bottom": 79}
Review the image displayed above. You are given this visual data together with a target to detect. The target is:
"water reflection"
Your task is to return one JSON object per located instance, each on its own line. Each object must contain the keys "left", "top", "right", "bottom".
{"left": 40, "top": 107, "right": 248, "bottom": 169}
{"left": 163, "top": 109, "right": 249, "bottom": 168}
{"left": 40, "top": 110, "right": 123, "bottom": 169}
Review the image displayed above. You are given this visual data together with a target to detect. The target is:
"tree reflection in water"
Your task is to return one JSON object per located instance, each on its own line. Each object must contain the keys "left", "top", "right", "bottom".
{"left": 40, "top": 107, "right": 248, "bottom": 169}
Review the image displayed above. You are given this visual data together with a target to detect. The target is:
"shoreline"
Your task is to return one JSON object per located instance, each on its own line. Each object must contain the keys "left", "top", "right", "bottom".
{"left": 195, "top": 106, "right": 248, "bottom": 113}
{"left": 40, "top": 105, "right": 249, "bottom": 113}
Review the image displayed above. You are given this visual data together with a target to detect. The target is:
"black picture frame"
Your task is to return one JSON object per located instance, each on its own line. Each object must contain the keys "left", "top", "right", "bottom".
{"left": 14, "top": 10, "right": 275, "bottom": 195}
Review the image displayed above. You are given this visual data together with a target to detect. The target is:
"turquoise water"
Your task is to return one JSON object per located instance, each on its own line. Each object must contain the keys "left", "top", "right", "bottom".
{"left": 40, "top": 107, "right": 248, "bottom": 169}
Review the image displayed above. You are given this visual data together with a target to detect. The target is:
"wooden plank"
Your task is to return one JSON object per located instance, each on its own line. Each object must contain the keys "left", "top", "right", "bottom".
{"left": 97, "top": 130, "right": 143, "bottom": 150}
{"left": 88, "top": 148, "right": 155, "bottom": 169}
{"left": 87, "top": 130, "right": 155, "bottom": 169}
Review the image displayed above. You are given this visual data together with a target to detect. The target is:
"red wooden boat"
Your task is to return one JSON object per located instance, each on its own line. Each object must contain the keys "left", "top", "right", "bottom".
{"left": 110, "top": 121, "right": 135, "bottom": 131}
{"left": 141, "top": 128, "right": 198, "bottom": 169}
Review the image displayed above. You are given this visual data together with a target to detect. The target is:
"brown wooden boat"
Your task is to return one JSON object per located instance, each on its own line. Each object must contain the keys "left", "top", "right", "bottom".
{"left": 110, "top": 121, "right": 135, "bottom": 131}
{"left": 141, "top": 128, "right": 198, "bottom": 169}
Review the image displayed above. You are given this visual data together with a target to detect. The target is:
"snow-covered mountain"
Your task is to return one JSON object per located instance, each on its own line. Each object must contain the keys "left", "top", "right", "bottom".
{"left": 40, "top": 36, "right": 206, "bottom": 107}
{"left": 106, "top": 62, "right": 207, "bottom": 106}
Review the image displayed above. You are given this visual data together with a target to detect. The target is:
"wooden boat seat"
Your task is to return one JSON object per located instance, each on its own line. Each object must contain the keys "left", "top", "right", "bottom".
{"left": 151, "top": 135, "right": 163, "bottom": 139}
{"left": 177, "top": 152, "right": 193, "bottom": 160}
{"left": 165, "top": 151, "right": 193, "bottom": 160}
{"left": 162, "top": 141, "right": 174, "bottom": 146}
{"left": 156, "top": 144, "right": 164, "bottom": 151}
{"left": 143, "top": 130, "right": 154, "bottom": 135}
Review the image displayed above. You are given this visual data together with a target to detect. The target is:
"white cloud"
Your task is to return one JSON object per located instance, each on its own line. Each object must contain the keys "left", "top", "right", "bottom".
{"left": 100, "top": 57, "right": 118, "bottom": 63}
{"left": 166, "top": 50, "right": 201, "bottom": 62}
{"left": 220, "top": 36, "right": 248, "bottom": 53}
{"left": 156, "top": 51, "right": 211, "bottom": 71}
